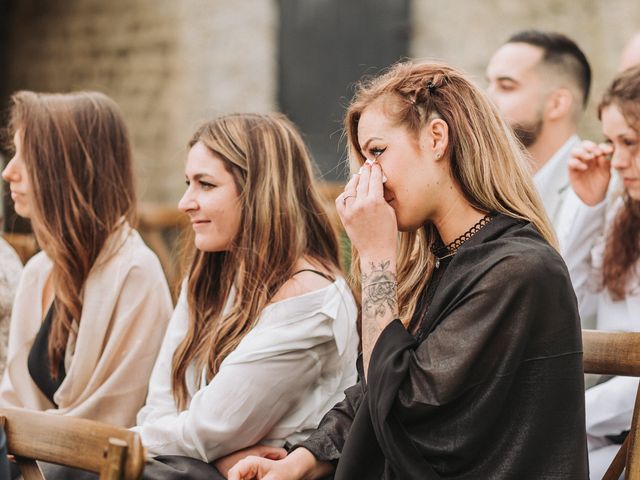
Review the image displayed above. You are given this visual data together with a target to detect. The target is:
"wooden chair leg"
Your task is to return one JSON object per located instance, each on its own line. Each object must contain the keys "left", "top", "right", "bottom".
{"left": 624, "top": 382, "right": 640, "bottom": 480}
{"left": 99, "top": 438, "right": 128, "bottom": 480}
{"left": 603, "top": 437, "right": 627, "bottom": 480}
{"left": 15, "top": 457, "right": 45, "bottom": 480}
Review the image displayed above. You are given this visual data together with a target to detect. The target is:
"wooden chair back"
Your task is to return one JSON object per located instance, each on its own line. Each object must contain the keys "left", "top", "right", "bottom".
{"left": 0, "top": 407, "right": 145, "bottom": 480}
{"left": 583, "top": 329, "right": 640, "bottom": 480}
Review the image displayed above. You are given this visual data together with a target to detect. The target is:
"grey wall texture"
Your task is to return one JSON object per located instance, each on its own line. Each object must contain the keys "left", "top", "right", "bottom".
{"left": 411, "top": 0, "right": 640, "bottom": 143}
{"left": 2, "top": 0, "right": 639, "bottom": 206}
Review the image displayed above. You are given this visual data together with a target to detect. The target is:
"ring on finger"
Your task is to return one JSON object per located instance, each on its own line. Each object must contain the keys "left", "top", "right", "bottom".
{"left": 342, "top": 194, "right": 356, "bottom": 206}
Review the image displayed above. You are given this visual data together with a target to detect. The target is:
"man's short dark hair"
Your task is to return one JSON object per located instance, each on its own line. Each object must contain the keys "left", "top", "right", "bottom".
{"left": 508, "top": 30, "right": 592, "bottom": 108}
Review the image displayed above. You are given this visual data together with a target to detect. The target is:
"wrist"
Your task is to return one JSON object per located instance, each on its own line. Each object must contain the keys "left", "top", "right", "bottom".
{"left": 287, "top": 448, "right": 319, "bottom": 479}
{"left": 359, "top": 255, "right": 396, "bottom": 273}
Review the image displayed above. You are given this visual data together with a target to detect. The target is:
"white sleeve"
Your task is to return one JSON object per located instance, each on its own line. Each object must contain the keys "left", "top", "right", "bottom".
{"left": 560, "top": 189, "right": 607, "bottom": 328}
{"left": 135, "top": 304, "right": 337, "bottom": 462}
{"left": 585, "top": 376, "right": 638, "bottom": 449}
{"left": 135, "top": 282, "right": 190, "bottom": 427}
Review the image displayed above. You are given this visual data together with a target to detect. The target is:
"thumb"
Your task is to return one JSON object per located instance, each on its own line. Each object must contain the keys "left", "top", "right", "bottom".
{"left": 228, "top": 459, "right": 258, "bottom": 480}
{"left": 264, "top": 449, "right": 287, "bottom": 460}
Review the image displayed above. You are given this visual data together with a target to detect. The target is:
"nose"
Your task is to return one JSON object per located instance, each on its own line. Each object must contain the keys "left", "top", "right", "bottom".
{"left": 1, "top": 157, "right": 19, "bottom": 183}
{"left": 178, "top": 187, "right": 197, "bottom": 213}
{"left": 611, "top": 150, "right": 630, "bottom": 171}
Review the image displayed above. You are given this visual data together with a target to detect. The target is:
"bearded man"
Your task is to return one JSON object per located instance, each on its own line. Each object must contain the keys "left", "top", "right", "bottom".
{"left": 486, "top": 30, "right": 591, "bottom": 249}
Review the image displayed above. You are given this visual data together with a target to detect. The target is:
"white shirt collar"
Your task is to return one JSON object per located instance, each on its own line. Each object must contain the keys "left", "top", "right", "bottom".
{"left": 534, "top": 134, "right": 580, "bottom": 197}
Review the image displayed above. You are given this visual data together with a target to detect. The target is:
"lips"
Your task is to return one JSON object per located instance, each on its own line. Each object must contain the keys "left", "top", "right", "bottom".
{"left": 191, "top": 219, "right": 211, "bottom": 229}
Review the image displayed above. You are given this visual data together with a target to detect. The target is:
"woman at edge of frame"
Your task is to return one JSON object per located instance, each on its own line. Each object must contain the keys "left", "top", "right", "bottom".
{"left": 563, "top": 65, "right": 640, "bottom": 480}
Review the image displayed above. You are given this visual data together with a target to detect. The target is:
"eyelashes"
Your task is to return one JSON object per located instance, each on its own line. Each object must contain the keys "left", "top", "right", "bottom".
{"left": 184, "top": 179, "right": 216, "bottom": 189}
{"left": 369, "top": 147, "right": 386, "bottom": 158}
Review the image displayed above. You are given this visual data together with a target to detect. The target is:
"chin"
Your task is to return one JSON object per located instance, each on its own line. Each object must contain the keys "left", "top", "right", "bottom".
{"left": 628, "top": 189, "right": 640, "bottom": 202}
{"left": 194, "top": 236, "right": 232, "bottom": 253}
{"left": 396, "top": 217, "right": 424, "bottom": 233}
{"left": 194, "top": 237, "right": 218, "bottom": 253}
{"left": 14, "top": 206, "right": 30, "bottom": 219}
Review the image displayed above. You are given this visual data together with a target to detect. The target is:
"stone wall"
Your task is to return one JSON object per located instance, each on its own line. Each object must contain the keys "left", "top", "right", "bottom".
{"left": 2, "top": 0, "right": 639, "bottom": 207}
{"left": 410, "top": 0, "right": 640, "bottom": 140}
{"left": 3, "top": 0, "right": 277, "bottom": 204}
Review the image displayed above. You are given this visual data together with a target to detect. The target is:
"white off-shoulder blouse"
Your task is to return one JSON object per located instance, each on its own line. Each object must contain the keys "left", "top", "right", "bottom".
{"left": 134, "top": 276, "right": 359, "bottom": 463}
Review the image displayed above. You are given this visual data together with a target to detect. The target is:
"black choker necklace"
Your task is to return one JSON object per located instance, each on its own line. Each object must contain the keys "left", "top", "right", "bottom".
{"left": 431, "top": 213, "right": 494, "bottom": 268}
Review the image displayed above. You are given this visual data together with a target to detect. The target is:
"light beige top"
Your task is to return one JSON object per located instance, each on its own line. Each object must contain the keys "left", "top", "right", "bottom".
{"left": 0, "top": 237, "right": 23, "bottom": 374}
{"left": 0, "top": 224, "right": 173, "bottom": 427}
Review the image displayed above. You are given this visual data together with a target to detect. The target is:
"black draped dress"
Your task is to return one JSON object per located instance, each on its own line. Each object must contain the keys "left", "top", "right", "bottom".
{"left": 299, "top": 214, "right": 588, "bottom": 479}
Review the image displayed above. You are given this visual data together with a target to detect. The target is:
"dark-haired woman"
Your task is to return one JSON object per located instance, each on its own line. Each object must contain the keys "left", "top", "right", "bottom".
{"left": 0, "top": 91, "right": 172, "bottom": 427}
{"left": 564, "top": 65, "right": 640, "bottom": 479}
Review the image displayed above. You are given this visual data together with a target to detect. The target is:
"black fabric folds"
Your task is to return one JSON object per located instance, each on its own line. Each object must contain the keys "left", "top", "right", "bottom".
{"left": 27, "top": 303, "right": 66, "bottom": 405}
{"left": 300, "top": 214, "right": 589, "bottom": 479}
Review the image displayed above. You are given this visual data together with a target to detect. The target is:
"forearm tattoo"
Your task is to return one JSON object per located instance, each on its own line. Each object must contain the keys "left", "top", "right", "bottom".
{"left": 362, "top": 260, "right": 398, "bottom": 320}
{"left": 361, "top": 260, "right": 398, "bottom": 376}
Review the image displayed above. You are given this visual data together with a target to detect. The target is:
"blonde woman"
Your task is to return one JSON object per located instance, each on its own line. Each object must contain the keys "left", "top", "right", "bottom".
{"left": 99, "top": 113, "right": 359, "bottom": 480}
{"left": 230, "top": 61, "right": 588, "bottom": 480}
{"left": 0, "top": 91, "right": 173, "bottom": 427}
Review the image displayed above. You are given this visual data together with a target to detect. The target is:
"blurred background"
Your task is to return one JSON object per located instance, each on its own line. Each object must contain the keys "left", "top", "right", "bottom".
{"left": 0, "top": 0, "right": 638, "bottom": 237}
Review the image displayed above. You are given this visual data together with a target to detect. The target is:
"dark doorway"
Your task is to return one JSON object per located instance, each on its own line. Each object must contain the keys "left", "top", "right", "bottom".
{"left": 278, "top": 0, "right": 410, "bottom": 182}
{"left": 0, "top": 0, "right": 31, "bottom": 233}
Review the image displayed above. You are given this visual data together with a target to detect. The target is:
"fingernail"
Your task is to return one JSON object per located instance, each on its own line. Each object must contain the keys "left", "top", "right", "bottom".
{"left": 365, "top": 158, "right": 375, "bottom": 166}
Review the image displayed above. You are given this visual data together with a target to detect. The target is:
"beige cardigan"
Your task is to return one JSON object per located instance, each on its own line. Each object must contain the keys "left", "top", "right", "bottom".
{"left": 0, "top": 224, "right": 173, "bottom": 427}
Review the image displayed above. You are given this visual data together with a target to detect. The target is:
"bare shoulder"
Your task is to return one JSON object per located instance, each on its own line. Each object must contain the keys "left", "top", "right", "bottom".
{"left": 270, "top": 258, "right": 338, "bottom": 304}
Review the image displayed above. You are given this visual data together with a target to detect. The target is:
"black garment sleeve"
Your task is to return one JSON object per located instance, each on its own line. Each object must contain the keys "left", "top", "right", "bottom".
{"left": 295, "top": 381, "right": 364, "bottom": 463}
{"left": 366, "top": 254, "right": 555, "bottom": 478}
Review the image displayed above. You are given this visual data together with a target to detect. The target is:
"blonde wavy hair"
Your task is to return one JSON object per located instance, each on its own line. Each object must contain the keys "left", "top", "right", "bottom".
{"left": 172, "top": 113, "right": 341, "bottom": 410}
{"left": 345, "top": 61, "right": 555, "bottom": 325}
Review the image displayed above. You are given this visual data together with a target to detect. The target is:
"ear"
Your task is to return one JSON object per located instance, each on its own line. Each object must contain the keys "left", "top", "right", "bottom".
{"left": 422, "top": 118, "right": 449, "bottom": 161}
{"left": 544, "top": 88, "right": 574, "bottom": 121}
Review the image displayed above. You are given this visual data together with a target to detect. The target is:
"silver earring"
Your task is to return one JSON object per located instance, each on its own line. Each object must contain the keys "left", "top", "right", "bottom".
{"left": 435, "top": 152, "right": 441, "bottom": 159}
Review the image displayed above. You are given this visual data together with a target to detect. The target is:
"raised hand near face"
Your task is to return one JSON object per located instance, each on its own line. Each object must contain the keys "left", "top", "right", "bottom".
{"left": 335, "top": 161, "right": 398, "bottom": 260}
{"left": 568, "top": 140, "right": 613, "bottom": 206}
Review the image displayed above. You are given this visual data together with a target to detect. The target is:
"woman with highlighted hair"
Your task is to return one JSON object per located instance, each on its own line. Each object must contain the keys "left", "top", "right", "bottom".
{"left": 128, "top": 113, "right": 358, "bottom": 480}
{"left": 229, "top": 61, "right": 588, "bottom": 480}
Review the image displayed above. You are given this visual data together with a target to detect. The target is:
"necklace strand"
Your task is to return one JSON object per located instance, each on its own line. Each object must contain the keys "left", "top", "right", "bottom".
{"left": 431, "top": 213, "right": 494, "bottom": 268}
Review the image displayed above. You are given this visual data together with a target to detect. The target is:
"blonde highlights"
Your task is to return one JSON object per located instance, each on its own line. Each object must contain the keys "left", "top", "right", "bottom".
{"left": 171, "top": 113, "right": 341, "bottom": 410}
{"left": 345, "top": 61, "right": 555, "bottom": 324}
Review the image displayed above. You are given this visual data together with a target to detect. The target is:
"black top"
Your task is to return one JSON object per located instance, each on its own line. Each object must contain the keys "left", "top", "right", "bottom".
{"left": 27, "top": 303, "right": 66, "bottom": 406}
{"left": 299, "top": 214, "right": 588, "bottom": 479}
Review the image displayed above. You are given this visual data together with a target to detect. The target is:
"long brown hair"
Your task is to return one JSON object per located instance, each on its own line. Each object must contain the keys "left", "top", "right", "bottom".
{"left": 599, "top": 65, "right": 640, "bottom": 300}
{"left": 171, "top": 113, "right": 341, "bottom": 410}
{"left": 8, "top": 91, "right": 136, "bottom": 376}
{"left": 345, "top": 61, "right": 555, "bottom": 324}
